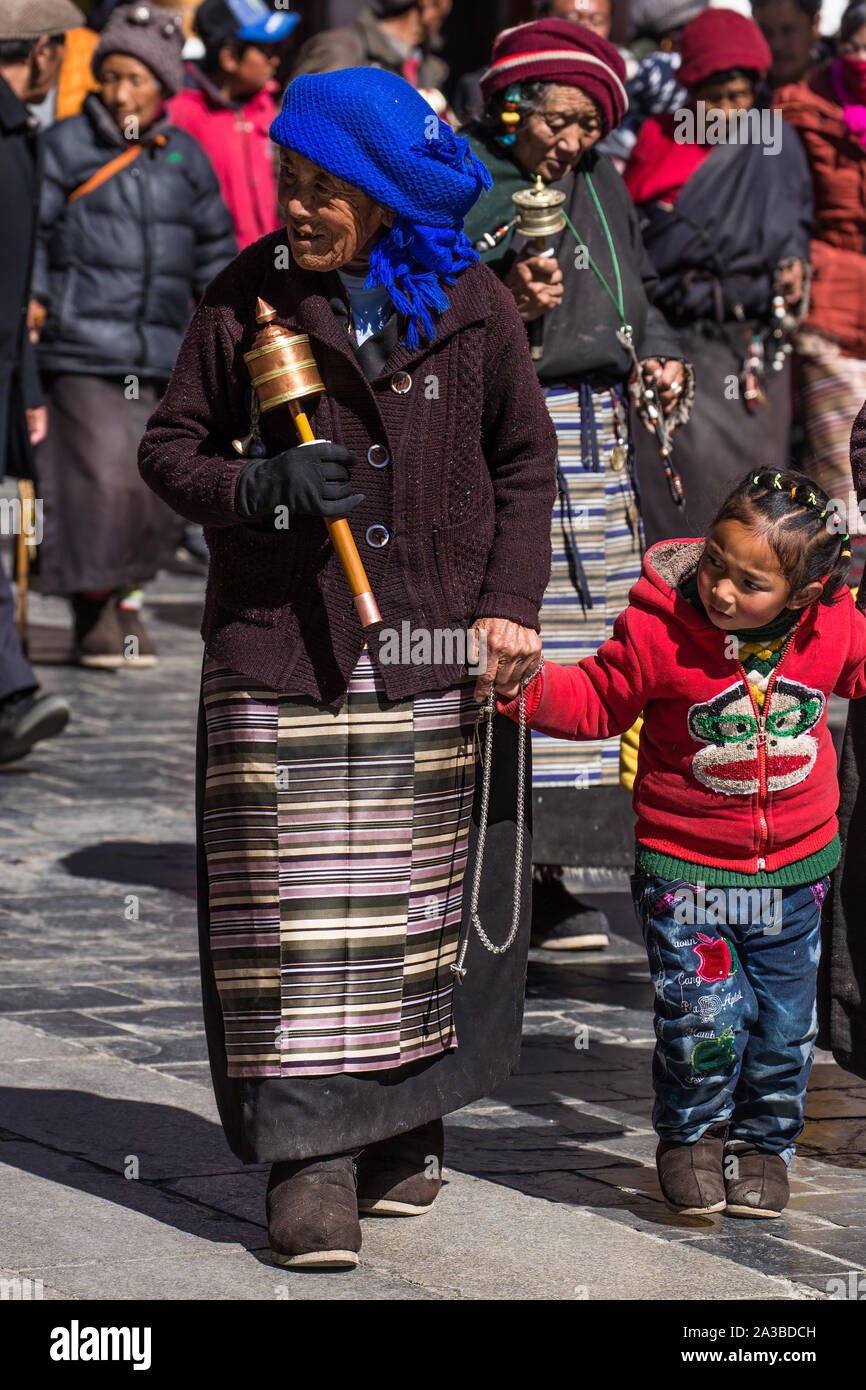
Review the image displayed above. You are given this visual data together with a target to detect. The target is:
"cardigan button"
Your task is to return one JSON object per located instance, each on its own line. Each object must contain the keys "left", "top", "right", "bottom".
{"left": 390, "top": 371, "right": 412, "bottom": 395}
{"left": 367, "top": 444, "right": 390, "bottom": 468}
{"left": 366, "top": 524, "right": 390, "bottom": 548}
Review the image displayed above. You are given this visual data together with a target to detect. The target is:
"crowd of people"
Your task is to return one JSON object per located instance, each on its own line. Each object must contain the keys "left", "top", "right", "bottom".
{"left": 4, "top": 0, "right": 866, "bottom": 1268}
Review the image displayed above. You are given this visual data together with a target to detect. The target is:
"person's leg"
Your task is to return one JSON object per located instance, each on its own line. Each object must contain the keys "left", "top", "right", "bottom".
{"left": 636, "top": 876, "right": 756, "bottom": 1141}
{"left": 0, "top": 558, "right": 37, "bottom": 701}
{"left": 634, "top": 875, "right": 757, "bottom": 1212}
{"left": 0, "top": 561, "right": 69, "bottom": 763}
{"left": 728, "top": 878, "right": 825, "bottom": 1163}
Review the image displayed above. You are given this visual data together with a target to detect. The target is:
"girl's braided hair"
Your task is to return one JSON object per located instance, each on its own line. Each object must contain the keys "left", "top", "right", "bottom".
{"left": 712, "top": 468, "right": 852, "bottom": 607}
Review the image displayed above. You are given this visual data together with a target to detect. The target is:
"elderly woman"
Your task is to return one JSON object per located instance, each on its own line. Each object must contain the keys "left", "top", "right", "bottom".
{"left": 461, "top": 19, "right": 690, "bottom": 949}
{"left": 30, "top": 3, "right": 236, "bottom": 667}
{"left": 624, "top": 7, "right": 812, "bottom": 546}
{"left": 138, "top": 67, "right": 557, "bottom": 1270}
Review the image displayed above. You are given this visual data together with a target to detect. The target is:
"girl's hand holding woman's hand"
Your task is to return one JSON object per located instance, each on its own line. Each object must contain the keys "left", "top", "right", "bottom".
{"left": 471, "top": 617, "right": 542, "bottom": 703}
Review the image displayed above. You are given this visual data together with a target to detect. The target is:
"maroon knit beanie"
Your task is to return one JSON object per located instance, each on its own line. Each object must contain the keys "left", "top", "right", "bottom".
{"left": 92, "top": 3, "right": 185, "bottom": 97}
{"left": 677, "top": 8, "right": 772, "bottom": 90}
{"left": 479, "top": 19, "right": 627, "bottom": 135}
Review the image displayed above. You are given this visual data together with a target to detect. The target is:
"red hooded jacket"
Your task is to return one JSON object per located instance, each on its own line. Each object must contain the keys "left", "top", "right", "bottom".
{"left": 504, "top": 539, "right": 866, "bottom": 875}
{"left": 168, "top": 67, "right": 279, "bottom": 252}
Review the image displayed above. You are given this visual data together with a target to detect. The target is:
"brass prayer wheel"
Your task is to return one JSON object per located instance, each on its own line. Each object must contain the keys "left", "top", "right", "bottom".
{"left": 512, "top": 176, "right": 567, "bottom": 241}
{"left": 234, "top": 297, "right": 382, "bottom": 629}
{"left": 242, "top": 304, "right": 326, "bottom": 414}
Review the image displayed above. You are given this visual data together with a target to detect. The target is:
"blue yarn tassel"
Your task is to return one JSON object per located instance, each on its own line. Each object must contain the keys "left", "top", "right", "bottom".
{"left": 366, "top": 133, "right": 494, "bottom": 350}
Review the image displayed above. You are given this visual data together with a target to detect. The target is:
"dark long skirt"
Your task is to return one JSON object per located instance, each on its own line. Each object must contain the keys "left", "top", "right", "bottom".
{"left": 635, "top": 329, "right": 793, "bottom": 547}
{"left": 820, "top": 696, "right": 866, "bottom": 1082}
{"left": 195, "top": 676, "right": 534, "bottom": 1165}
{"left": 35, "top": 372, "right": 180, "bottom": 595}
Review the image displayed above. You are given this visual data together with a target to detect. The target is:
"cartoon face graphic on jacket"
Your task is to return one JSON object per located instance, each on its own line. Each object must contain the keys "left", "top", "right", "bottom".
{"left": 688, "top": 675, "right": 826, "bottom": 794}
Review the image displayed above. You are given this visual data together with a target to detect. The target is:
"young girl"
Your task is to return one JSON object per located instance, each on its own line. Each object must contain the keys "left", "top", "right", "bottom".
{"left": 499, "top": 468, "right": 866, "bottom": 1217}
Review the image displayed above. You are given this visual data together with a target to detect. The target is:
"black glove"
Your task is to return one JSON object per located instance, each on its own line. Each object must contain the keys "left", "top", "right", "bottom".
{"left": 234, "top": 441, "right": 364, "bottom": 521}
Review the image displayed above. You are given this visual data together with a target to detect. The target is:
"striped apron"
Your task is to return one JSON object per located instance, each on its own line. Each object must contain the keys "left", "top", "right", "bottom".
{"left": 201, "top": 651, "right": 478, "bottom": 1079}
{"left": 531, "top": 382, "right": 643, "bottom": 789}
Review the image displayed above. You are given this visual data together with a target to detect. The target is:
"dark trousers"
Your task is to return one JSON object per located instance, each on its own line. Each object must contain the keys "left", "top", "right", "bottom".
{"left": 0, "top": 556, "right": 36, "bottom": 701}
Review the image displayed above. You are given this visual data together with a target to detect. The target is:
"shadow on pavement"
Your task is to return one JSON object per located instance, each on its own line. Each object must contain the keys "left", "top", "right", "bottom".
{"left": 62, "top": 842, "right": 197, "bottom": 898}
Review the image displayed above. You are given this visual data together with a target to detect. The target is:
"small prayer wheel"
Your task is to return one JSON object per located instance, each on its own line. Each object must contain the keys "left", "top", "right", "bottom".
{"left": 233, "top": 297, "right": 381, "bottom": 628}
{"left": 512, "top": 176, "right": 567, "bottom": 243}
{"left": 512, "top": 177, "right": 567, "bottom": 361}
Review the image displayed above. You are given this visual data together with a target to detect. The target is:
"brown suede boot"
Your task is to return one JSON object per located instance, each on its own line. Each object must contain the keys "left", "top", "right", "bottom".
{"left": 266, "top": 1154, "right": 361, "bottom": 1269}
{"left": 724, "top": 1142, "right": 790, "bottom": 1218}
{"left": 656, "top": 1123, "right": 728, "bottom": 1215}
{"left": 357, "top": 1118, "right": 444, "bottom": 1216}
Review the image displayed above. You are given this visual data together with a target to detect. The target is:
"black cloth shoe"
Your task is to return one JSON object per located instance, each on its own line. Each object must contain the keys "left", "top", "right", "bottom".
{"left": 0, "top": 690, "right": 69, "bottom": 766}
{"left": 267, "top": 1153, "right": 361, "bottom": 1270}
{"left": 724, "top": 1143, "right": 790, "bottom": 1218}
{"left": 357, "top": 1118, "right": 444, "bottom": 1216}
{"left": 656, "top": 1123, "right": 729, "bottom": 1215}
{"left": 531, "top": 874, "right": 610, "bottom": 950}
{"left": 72, "top": 596, "right": 124, "bottom": 669}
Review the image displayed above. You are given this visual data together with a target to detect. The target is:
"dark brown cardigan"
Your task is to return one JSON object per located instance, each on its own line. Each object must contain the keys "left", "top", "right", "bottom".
{"left": 139, "top": 231, "right": 558, "bottom": 705}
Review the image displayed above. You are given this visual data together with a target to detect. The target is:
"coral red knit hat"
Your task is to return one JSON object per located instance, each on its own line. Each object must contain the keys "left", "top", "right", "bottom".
{"left": 479, "top": 18, "right": 628, "bottom": 135}
{"left": 677, "top": 8, "right": 772, "bottom": 90}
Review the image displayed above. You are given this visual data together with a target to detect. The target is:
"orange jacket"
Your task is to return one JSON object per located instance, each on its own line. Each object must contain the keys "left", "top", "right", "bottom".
{"left": 776, "top": 64, "right": 866, "bottom": 357}
{"left": 55, "top": 27, "right": 99, "bottom": 122}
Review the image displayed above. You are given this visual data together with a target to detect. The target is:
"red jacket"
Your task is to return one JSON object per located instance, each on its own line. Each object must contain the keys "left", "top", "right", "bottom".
{"left": 504, "top": 539, "right": 866, "bottom": 875}
{"left": 168, "top": 67, "right": 279, "bottom": 252}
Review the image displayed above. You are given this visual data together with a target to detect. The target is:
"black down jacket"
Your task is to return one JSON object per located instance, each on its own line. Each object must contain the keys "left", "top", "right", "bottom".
{"left": 31, "top": 93, "right": 237, "bottom": 381}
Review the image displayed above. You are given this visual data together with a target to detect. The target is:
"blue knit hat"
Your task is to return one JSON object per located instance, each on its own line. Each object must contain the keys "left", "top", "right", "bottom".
{"left": 270, "top": 68, "right": 493, "bottom": 349}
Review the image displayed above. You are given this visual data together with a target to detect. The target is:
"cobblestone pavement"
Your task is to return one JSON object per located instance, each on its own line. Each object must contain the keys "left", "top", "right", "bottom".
{"left": 1, "top": 568, "right": 865, "bottom": 1301}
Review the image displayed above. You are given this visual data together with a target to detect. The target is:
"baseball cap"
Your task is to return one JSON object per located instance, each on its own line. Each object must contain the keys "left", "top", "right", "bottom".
{"left": 195, "top": 0, "right": 300, "bottom": 49}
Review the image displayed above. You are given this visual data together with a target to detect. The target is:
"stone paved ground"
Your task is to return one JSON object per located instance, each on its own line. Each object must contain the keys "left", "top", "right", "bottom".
{"left": 1, "top": 563, "right": 865, "bottom": 1302}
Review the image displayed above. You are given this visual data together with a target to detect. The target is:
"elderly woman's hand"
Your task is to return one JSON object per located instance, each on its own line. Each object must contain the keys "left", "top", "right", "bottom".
{"left": 471, "top": 617, "right": 542, "bottom": 702}
{"left": 504, "top": 251, "right": 564, "bottom": 322}
{"left": 641, "top": 358, "right": 686, "bottom": 416}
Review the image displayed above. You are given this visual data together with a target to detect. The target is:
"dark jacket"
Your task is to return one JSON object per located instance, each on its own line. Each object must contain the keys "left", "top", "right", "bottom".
{"left": 138, "top": 231, "right": 558, "bottom": 706}
{"left": 461, "top": 131, "right": 684, "bottom": 386}
{"left": 31, "top": 94, "right": 237, "bottom": 381}
{"left": 0, "top": 74, "right": 45, "bottom": 480}
{"left": 292, "top": 4, "right": 448, "bottom": 90}
{"left": 628, "top": 119, "right": 812, "bottom": 330}
{"left": 822, "top": 399, "right": 866, "bottom": 1079}
{"left": 775, "top": 65, "right": 866, "bottom": 357}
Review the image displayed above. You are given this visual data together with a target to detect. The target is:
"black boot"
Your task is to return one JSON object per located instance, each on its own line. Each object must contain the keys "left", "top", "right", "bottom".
{"left": 531, "top": 869, "right": 610, "bottom": 950}
{"left": 357, "top": 1119, "right": 444, "bottom": 1216}
{"left": 267, "top": 1153, "right": 361, "bottom": 1270}
{"left": 72, "top": 595, "right": 123, "bottom": 669}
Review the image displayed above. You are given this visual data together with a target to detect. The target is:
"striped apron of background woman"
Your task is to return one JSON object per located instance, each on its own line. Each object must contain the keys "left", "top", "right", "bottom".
{"left": 532, "top": 383, "right": 643, "bottom": 788}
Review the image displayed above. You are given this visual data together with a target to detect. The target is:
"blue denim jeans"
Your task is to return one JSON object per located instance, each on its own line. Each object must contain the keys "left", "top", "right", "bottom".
{"left": 631, "top": 874, "right": 827, "bottom": 1165}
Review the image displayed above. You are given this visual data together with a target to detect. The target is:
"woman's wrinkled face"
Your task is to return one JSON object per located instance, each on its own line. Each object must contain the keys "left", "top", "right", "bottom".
{"left": 513, "top": 84, "right": 604, "bottom": 183}
{"left": 99, "top": 53, "right": 164, "bottom": 132}
{"left": 278, "top": 150, "right": 394, "bottom": 272}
